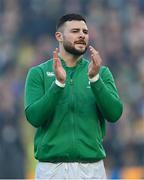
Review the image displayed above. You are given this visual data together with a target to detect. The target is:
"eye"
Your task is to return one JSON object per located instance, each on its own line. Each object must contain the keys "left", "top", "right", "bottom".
{"left": 83, "top": 30, "right": 88, "bottom": 34}
{"left": 72, "top": 29, "right": 79, "bottom": 33}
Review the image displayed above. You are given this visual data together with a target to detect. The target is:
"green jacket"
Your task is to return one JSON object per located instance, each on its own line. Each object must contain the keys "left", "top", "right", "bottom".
{"left": 24, "top": 57, "right": 123, "bottom": 162}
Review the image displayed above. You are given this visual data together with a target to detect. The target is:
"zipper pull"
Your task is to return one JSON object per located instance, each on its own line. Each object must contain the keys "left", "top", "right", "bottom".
{"left": 70, "top": 78, "right": 73, "bottom": 84}
{"left": 70, "top": 71, "right": 74, "bottom": 85}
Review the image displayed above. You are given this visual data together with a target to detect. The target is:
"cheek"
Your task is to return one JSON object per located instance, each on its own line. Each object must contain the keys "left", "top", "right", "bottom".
{"left": 69, "top": 36, "right": 75, "bottom": 44}
{"left": 63, "top": 35, "right": 74, "bottom": 44}
{"left": 86, "top": 36, "right": 89, "bottom": 43}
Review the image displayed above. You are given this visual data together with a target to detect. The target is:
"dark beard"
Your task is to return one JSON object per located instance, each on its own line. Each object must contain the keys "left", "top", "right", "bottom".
{"left": 63, "top": 41, "right": 87, "bottom": 56}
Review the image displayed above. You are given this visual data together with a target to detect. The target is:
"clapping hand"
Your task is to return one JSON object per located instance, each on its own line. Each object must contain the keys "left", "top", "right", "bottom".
{"left": 88, "top": 46, "right": 102, "bottom": 78}
{"left": 53, "top": 48, "right": 66, "bottom": 84}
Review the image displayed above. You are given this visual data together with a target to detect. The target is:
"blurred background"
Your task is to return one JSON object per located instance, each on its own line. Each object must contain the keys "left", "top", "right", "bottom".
{"left": 0, "top": 0, "right": 144, "bottom": 179}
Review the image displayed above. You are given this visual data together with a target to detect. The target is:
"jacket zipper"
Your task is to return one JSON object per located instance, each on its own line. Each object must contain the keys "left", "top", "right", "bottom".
{"left": 70, "top": 71, "right": 76, "bottom": 157}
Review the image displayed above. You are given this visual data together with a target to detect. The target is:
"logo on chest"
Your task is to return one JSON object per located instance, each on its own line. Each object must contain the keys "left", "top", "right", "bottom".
{"left": 46, "top": 71, "right": 55, "bottom": 77}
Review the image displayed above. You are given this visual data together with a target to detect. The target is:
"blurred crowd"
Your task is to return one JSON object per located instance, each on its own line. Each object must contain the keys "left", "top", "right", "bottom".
{"left": 0, "top": 0, "right": 144, "bottom": 178}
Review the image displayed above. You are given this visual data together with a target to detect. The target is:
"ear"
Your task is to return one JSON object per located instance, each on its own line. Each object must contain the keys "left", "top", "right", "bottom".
{"left": 55, "top": 32, "right": 63, "bottom": 42}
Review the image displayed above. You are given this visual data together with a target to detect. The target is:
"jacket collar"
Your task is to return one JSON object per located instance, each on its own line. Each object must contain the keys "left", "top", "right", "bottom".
{"left": 58, "top": 55, "right": 83, "bottom": 68}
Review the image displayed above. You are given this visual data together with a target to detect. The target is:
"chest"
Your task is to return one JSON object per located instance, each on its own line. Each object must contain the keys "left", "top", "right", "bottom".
{"left": 43, "top": 67, "right": 96, "bottom": 106}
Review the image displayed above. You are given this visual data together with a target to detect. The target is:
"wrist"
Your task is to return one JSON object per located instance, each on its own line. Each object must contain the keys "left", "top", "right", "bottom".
{"left": 89, "top": 73, "right": 100, "bottom": 82}
{"left": 55, "top": 79, "right": 65, "bottom": 88}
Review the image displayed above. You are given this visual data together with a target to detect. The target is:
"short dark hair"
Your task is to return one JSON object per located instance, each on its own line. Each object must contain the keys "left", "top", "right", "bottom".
{"left": 56, "top": 13, "right": 86, "bottom": 31}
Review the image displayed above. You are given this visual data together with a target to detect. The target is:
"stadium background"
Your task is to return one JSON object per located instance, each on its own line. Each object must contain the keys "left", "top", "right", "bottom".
{"left": 0, "top": 0, "right": 144, "bottom": 179}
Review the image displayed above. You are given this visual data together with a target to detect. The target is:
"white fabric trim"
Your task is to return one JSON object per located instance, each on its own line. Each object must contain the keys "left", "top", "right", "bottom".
{"left": 89, "top": 73, "right": 100, "bottom": 82}
{"left": 55, "top": 79, "right": 65, "bottom": 88}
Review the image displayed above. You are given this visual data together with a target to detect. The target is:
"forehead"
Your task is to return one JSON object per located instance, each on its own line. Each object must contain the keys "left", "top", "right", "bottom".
{"left": 64, "top": 20, "right": 88, "bottom": 30}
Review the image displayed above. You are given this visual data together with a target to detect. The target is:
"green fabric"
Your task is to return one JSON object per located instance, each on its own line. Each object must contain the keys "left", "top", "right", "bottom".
{"left": 24, "top": 58, "right": 123, "bottom": 162}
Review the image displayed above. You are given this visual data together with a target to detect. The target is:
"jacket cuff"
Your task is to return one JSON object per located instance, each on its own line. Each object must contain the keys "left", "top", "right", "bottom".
{"left": 89, "top": 73, "right": 100, "bottom": 82}
{"left": 90, "top": 77, "right": 104, "bottom": 91}
{"left": 55, "top": 79, "right": 65, "bottom": 88}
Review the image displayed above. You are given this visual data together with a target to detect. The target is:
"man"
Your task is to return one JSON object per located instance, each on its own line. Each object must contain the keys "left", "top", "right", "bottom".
{"left": 24, "top": 13, "right": 123, "bottom": 179}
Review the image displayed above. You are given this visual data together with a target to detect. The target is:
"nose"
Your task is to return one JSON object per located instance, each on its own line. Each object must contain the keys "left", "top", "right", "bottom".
{"left": 79, "top": 31, "right": 85, "bottom": 38}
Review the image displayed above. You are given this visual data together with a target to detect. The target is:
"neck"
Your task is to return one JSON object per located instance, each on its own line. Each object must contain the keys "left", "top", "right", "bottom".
{"left": 59, "top": 48, "right": 82, "bottom": 67}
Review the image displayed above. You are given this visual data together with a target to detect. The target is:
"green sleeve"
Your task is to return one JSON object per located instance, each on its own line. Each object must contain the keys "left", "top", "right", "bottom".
{"left": 24, "top": 67, "right": 64, "bottom": 127}
{"left": 90, "top": 67, "right": 123, "bottom": 122}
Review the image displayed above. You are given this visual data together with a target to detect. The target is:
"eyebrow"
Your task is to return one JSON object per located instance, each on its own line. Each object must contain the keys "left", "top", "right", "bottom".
{"left": 71, "top": 28, "right": 88, "bottom": 31}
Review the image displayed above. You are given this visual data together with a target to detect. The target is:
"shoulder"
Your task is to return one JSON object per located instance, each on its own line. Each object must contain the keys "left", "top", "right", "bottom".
{"left": 27, "top": 59, "right": 53, "bottom": 75}
{"left": 38, "top": 59, "right": 53, "bottom": 69}
{"left": 99, "top": 66, "right": 115, "bottom": 81}
{"left": 38, "top": 59, "right": 53, "bottom": 73}
{"left": 100, "top": 66, "right": 109, "bottom": 74}
{"left": 99, "top": 66, "right": 113, "bottom": 76}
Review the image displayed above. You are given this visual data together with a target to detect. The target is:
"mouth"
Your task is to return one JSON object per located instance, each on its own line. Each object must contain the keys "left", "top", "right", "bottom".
{"left": 75, "top": 41, "right": 86, "bottom": 45}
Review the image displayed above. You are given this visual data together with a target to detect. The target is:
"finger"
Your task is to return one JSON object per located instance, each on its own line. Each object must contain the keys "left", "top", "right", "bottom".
{"left": 89, "top": 46, "right": 102, "bottom": 65}
{"left": 91, "top": 54, "right": 102, "bottom": 68}
{"left": 89, "top": 46, "right": 99, "bottom": 56}
{"left": 91, "top": 54, "right": 98, "bottom": 66}
{"left": 55, "top": 48, "right": 61, "bottom": 66}
{"left": 55, "top": 48, "right": 59, "bottom": 54}
{"left": 53, "top": 48, "right": 61, "bottom": 67}
{"left": 53, "top": 51, "right": 57, "bottom": 68}
{"left": 53, "top": 48, "right": 58, "bottom": 60}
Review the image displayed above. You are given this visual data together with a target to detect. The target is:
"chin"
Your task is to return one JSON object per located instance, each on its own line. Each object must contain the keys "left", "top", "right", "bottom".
{"left": 76, "top": 47, "right": 86, "bottom": 52}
